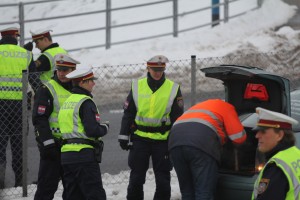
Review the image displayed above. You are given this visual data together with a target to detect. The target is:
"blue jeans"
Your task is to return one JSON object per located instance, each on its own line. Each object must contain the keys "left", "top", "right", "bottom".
{"left": 170, "top": 146, "right": 218, "bottom": 200}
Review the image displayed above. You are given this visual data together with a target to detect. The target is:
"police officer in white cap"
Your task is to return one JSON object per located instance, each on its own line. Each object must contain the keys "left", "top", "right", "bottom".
{"left": 26, "top": 29, "right": 67, "bottom": 87}
{"left": 32, "top": 54, "right": 79, "bottom": 200}
{"left": 0, "top": 24, "right": 36, "bottom": 188}
{"left": 118, "top": 55, "right": 184, "bottom": 200}
{"left": 252, "top": 107, "right": 300, "bottom": 200}
{"left": 58, "top": 67, "right": 109, "bottom": 200}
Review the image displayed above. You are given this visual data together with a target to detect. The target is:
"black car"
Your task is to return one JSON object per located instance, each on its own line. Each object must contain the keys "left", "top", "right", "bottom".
{"left": 201, "top": 65, "right": 299, "bottom": 200}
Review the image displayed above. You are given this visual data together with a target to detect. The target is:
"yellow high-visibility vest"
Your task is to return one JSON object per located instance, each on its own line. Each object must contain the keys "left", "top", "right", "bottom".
{"left": 0, "top": 44, "right": 32, "bottom": 100}
{"left": 132, "top": 77, "right": 179, "bottom": 140}
{"left": 58, "top": 94, "right": 100, "bottom": 152}
{"left": 40, "top": 47, "right": 67, "bottom": 83}
{"left": 44, "top": 79, "right": 72, "bottom": 139}
{"left": 252, "top": 146, "right": 300, "bottom": 200}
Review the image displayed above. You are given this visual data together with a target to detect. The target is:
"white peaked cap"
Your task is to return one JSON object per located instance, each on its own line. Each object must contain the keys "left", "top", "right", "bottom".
{"left": 66, "top": 66, "right": 98, "bottom": 81}
{"left": 30, "top": 29, "right": 53, "bottom": 40}
{"left": 254, "top": 107, "right": 298, "bottom": 130}
{"left": 0, "top": 23, "right": 20, "bottom": 36}
{"left": 55, "top": 54, "right": 80, "bottom": 68}
{"left": 147, "top": 55, "right": 169, "bottom": 67}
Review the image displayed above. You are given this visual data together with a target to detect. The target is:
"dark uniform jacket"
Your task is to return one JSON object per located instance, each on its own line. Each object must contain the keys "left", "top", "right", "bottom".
{"left": 255, "top": 142, "right": 291, "bottom": 200}
{"left": 32, "top": 75, "right": 72, "bottom": 145}
{"left": 61, "top": 86, "right": 108, "bottom": 164}
{"left": 119, "top": 72, "right": 184, "bottom": 142}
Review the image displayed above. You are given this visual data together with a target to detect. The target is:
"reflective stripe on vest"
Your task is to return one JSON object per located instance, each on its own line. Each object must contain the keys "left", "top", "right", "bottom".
{"left": 40, "top": 47, "right": 67, "bottom": 83}
{"left": 252, "top": 146, "right": 300, "bottom": 200}
{"left": 58, "top": 94, "right": 98, "bottom": 152}
{"left": 0, "top": 45, "right": 32, "bottom": 100}
{"left": 174, "top": 109, "right": 223, "bottom": 142}
{"left": 132, "top": 78, "right": 179, "bottom": 140}
{"left": 44, "top": 80, "right": 71, "bottom": 139}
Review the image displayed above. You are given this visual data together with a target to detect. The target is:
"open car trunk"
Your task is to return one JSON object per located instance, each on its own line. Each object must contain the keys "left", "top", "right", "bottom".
{"left": 201, "top": 65, "right": 291, "bottom": 175}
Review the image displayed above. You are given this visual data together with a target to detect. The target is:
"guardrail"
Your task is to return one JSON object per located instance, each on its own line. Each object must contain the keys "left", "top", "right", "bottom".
{"left": 0, "top": 0, "right": 262, "bottom": 52}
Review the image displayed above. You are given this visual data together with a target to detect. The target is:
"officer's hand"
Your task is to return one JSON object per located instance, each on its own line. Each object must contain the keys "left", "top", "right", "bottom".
{"left": 40, "top": 144, "right": 59, "bottom": 160}
{"left": 119, "top": 139, "right": 130, "bottom": 151}
{"left": 23, "top": 42, "right": 33, "bottom": 51}
{"left": 100, "top": 121, "right": 110, "bottom": 132}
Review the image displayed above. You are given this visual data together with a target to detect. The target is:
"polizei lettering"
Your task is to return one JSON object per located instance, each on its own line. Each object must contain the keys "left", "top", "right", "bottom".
{"left": 61, "top": 102, "right": 78, "bottom": 110}
{"left": 291, "top": 159, "right": 300, "bottom": 173}
{"left": 0, "top": 51, "right": 27, "bottom": 58}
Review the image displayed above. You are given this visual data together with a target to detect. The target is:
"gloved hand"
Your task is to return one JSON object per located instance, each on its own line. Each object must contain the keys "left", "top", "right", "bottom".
{"left": 119, "top": 139, "right": 131, "bottom": 151}
{"left": 100, "top": 121, "right": 110, "bottom": 132}
{"left": 23, "top": 42, "right": 33, "bottom": 51}
{"left": 40, "top": 144, "right": 59, "bottom": 160}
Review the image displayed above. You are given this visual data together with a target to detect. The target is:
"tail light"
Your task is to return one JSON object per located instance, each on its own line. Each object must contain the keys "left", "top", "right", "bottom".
{"left": 255, "top": 148, "right": 265, "bottom": 173}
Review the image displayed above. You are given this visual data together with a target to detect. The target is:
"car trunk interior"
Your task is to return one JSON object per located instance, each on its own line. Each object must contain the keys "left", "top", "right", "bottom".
{"left": 220, "top": 78, "right": 287, "bottom": 175}
{"left": 201, "top": 65, "right": 290, "bottom": 176}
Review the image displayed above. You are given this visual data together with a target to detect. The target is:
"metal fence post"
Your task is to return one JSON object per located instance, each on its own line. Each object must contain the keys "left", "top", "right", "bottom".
{"left": 21, "top": 70, "right": 28, "bottom": 197}
{"left": 257, "top": 0, "right": 263, "bottom": 8}
{"left": 19, "top": 2, "right": 25, "bottom": 47}
{"left": 212, "top": 0, "right": 220, "bottom": 27}
{"left": 191, "top": 55, "right": 196, "bottom": 106}
{"left": 173, "top": 0, "right": 178, "bottom": 37}
{"left": 224, "top": 0, "right": 229, "bottom": 23}
{"left": 105, "top": 0, "right": 111, "bottom": 49}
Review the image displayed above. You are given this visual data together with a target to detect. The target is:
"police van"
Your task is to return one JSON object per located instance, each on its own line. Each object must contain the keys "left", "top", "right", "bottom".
{"left": 201, "top": 65, "right": 300, "bottom": 200}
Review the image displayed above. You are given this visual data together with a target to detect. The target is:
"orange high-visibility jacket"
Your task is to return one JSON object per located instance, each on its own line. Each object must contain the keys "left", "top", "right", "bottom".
{"left": 173, "top": 99, "right": 246, "bottom": 145}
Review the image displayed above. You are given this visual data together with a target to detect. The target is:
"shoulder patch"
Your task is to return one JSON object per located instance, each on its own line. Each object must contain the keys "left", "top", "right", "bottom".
{"left": 95, "top": 113, "right": 100, "bottom": 122}
{"left": 123, "top": 100, "right": 129, "bottom": 110}
{"left": 258, "top": 178, "right": 270, "bottom": 194}
{"left": 37, "top": 105, "right": 46, "bottom": 115}
{"left": 177, "top": 97, "right": 184, "bottom": 108}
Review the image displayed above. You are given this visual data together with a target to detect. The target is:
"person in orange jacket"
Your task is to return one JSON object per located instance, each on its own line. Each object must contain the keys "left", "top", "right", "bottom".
{"left": 168, "top": 99, "right": 247, "bottom": 200}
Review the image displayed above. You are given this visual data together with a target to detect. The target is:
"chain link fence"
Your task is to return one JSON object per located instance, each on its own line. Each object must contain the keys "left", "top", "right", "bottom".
{"left": 1, "top": 50, "right": 300, "bottom": 198}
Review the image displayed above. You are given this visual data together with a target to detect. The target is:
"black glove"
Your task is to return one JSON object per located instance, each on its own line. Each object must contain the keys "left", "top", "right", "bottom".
{"left": 119, "top": 139, "right": 131, "bottom": 151}
{"left": 23, "top": 42, "right": 33, "bottom": 51}
{"left": 40, "top": 144, "right": 59, "bottom": 160}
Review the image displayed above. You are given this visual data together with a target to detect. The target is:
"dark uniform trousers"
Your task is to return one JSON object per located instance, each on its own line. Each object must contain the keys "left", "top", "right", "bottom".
{"left": 62, "top": 162, "right": 106, "bottom": 200}
{"left": 0, "top": 100, "right": 23, "bottom": 188}
{"left": 127, "top": 140, "right": 172, "bottom": 200}
{"left": 34, "top": 143, "right": 66, "bottom": 200}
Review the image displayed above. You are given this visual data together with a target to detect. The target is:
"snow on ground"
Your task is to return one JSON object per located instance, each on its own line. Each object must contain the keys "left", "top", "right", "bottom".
{"left": 1, "top": 0, "right": 300, "bottom": 199}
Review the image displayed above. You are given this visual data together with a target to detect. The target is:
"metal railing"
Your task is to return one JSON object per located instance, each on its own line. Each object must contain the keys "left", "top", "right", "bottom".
{"left": 0, "top": 0, "right": 261, "bottom": 51}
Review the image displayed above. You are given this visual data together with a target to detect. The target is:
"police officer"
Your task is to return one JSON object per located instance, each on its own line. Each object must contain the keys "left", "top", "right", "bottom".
{"left": 25, "top": 29, "right": 67, "bottom": 88}
{"left": 0, "top": 24, "right": 35, "bottom": 188}
{"left": 169, "top": 99, "right": 247, "bottom": 199}
{"left": 252, "top": 107, "right": 300, "bottom": 200}
{"left": 58, "top": 67, "right": 109, "bottom": 200}
{"left": 118, "top": 55, "right": 184, "bottom": 200}
{"left": 32, "top": 54, "right": 79, "bottom": 200}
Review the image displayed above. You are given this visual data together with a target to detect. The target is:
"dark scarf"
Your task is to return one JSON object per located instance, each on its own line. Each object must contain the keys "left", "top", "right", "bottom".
{"left": 147, "top": 72, "right": 166, "bottom": 92}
